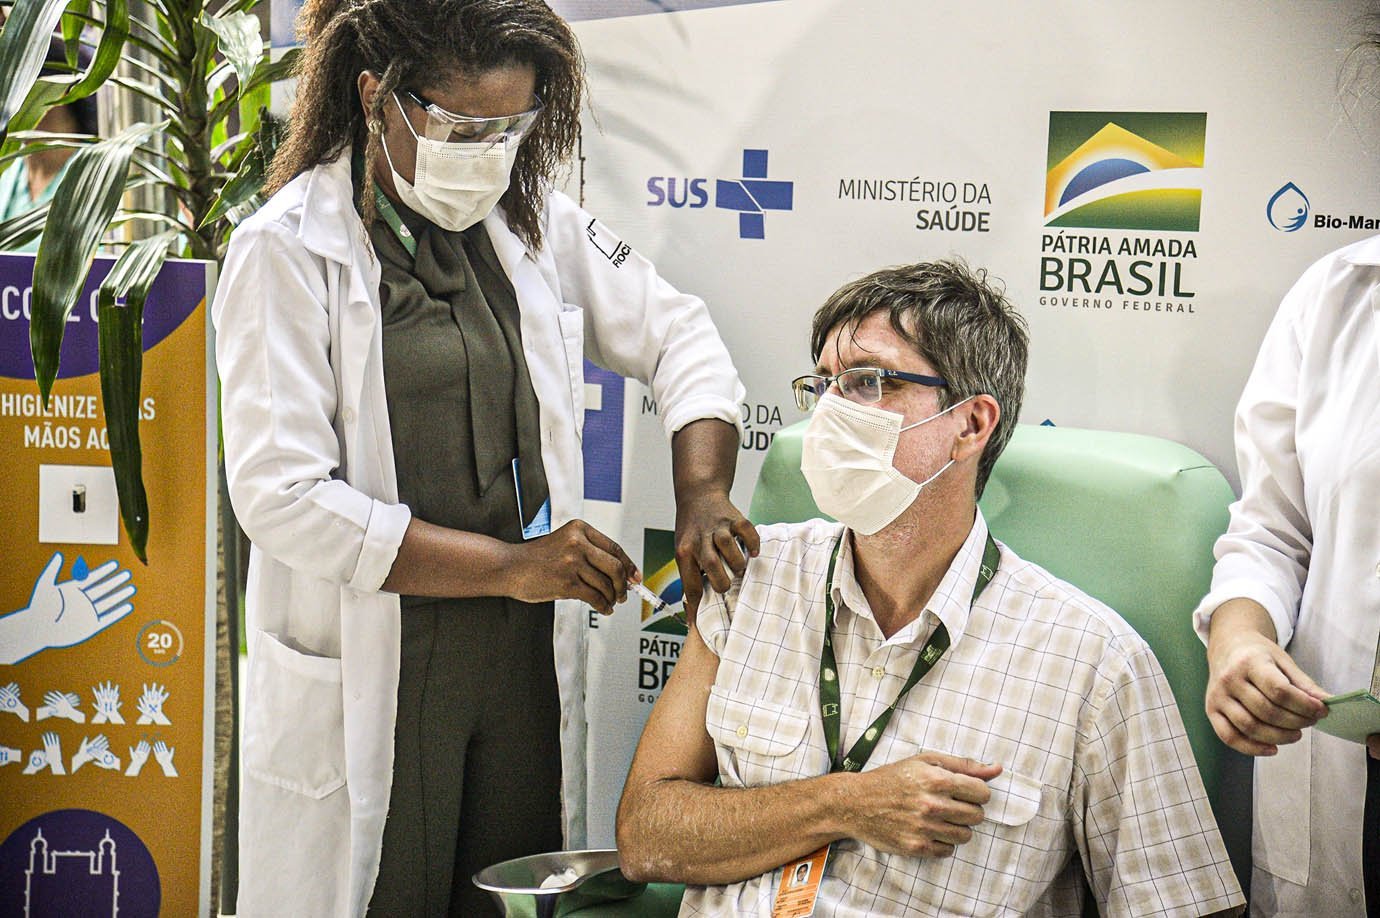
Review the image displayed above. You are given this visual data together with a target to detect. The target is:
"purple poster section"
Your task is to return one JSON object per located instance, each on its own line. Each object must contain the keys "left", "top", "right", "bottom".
{"left": 0, "top": 254, "right": 204, "bottom": 382}
{"left": 0, "top": 809, "right": 160, "bottom": 917}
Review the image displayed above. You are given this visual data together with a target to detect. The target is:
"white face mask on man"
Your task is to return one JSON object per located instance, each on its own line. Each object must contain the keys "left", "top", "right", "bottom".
{"left": 379, "top": 94, "right": 519, "bottom": 232}
{"left": 800, "top": 392, "right": 971, "bottom": 535}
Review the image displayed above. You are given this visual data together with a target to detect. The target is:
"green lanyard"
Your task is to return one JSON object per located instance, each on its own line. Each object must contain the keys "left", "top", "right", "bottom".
{"left": 820, "top": 532, "right": 1000, "bottom": 773}
{"left": 373, "top": 183, "right": 417, "bottom": 257}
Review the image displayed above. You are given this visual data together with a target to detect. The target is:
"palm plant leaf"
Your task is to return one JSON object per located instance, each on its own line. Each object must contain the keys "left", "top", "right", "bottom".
{"left": 1, "top": 0, "right": 292, "bottom": 560}
{"left": 201, "top": 9, "right": 262, "bottom": 92}
{"left": 0, "top": 200, "right": 48, "bottom": 250}
{"left": 236, "top": 79, "right": 268, "bottom": 138}
{"left": 0, "top": 0, "right": 69, "bottom": 137}
{"left": 97, "top": 230, "right": 178, "bottom": 563}
{"left": 59, "top": 0, "right": 129, "bottom": 104}
{"left": 0, "top": 77, "right": 67, "bottom": 159}
{"left": 242, "top": 46, "right": 298, "bottom": 96}
{"left": 0, "top": 132, "right": 92, "bottom": 172}
{"left": 60, "top": 0, "right": 90, "bottom": 65}
{"left": 201, "top": 110, "right": 279, "bottom": 228}
{"left": 207, "top": 47, "right": 298, "bottom": 126}
{"left": 30, "top": 120, "right": 162, "bottom": 403}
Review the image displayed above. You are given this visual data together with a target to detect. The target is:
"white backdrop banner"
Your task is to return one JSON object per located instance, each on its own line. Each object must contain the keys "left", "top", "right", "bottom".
{"left": 562, "top": 0, "right": 1380, "bottom": 845}
{"left": 267, "top": 0, "right": 1380, "bottom": 849}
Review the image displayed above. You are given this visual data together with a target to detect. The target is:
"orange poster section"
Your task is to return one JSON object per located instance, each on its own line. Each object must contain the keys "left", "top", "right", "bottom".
{"left": 0, "top": 255, "right": 215, "bottom": 916}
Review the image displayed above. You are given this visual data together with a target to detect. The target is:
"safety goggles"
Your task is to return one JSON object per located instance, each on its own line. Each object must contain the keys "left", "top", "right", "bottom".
{"left": 791, "top": 366, "right": 948, "bottom": 412}
{"left": 398, "top": 88, "right": 544, "bottom": 147}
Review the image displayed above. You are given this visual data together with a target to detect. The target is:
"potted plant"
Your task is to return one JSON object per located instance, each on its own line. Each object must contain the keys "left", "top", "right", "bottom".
{"left": 0, "top": 0, "right": 295, "bottom": 906}
{"left": 0, "top": 0, "right": 293, "bottom": 561}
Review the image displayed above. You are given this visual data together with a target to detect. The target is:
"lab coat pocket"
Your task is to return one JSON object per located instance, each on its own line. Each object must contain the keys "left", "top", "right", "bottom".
{"left": 557, "top": 305, "right": 585, "bottom": 438}
{"left": 243, "top": 629, "right": 347, "bottom": 799}
{"left": 706, "top": 686, "right": 813, "bottom": 788}
{"left": 1253, "top": 728, "right": 1310, "bottom": 886}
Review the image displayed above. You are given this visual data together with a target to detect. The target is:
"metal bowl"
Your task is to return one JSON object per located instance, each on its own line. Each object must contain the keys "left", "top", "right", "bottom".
{"left": 472, "top": 848, "right": 646, "bottom": 918}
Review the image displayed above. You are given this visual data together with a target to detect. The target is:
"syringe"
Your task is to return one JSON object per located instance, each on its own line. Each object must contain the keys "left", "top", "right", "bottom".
{"left": 628, "top": 580, "right": 667, "bottom": 613}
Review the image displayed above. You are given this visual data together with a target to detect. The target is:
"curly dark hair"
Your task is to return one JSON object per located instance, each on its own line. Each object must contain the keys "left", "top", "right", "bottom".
{"left": 266, "top": 0, "right": 584, "bottom": 249}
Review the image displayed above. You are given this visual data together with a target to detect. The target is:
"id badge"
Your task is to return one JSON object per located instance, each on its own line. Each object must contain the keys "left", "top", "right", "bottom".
{"left": 771, "top": 844, "right": 829, "bottom": 918}
{"left": 513, "top": 458, "right": 552, "bottom": 540}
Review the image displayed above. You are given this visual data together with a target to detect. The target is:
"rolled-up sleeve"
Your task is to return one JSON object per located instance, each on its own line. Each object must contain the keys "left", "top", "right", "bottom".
{"left": 1192, "top": 264, "right": 1317, "bottom": 649}
{"left": 212, "top": 219, "right": 409, "bottom": 592}
{"left": 542, "top": 192, "right": 745, "bottom": 439}
{"left": 693, "top": 587, "right": 735, "bottom": 659}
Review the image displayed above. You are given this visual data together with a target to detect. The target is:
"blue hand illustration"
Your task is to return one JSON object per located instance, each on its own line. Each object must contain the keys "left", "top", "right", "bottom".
{"left": 0, "top": 683, "right": 28, "bottom": 721}
{"left": 136, "top": 683, "right": 171, "bottom": 726}
{"left": 153, "top": 740, "right": 178, "bottom": 777}
{"left": 37, "top": 690, "right": 85, "bottom": 723}
{"left": 125, "top": 739, "right": 150, "bottom": 777}
{"left": 0, "top": 553, "right": 136, "bottom": 665}
{"left": 92, "top": 681, "right": 125, "bottom": 725}
{"left": 22, "top": 731, "right": 65, "bottom": 775}
{"left": 72, "top": 734, "right": 120, "bottom": 773}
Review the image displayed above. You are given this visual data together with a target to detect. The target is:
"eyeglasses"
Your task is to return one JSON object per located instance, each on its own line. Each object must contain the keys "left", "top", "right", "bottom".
{"left": 399, "top": 89, "right": 544, "bottom": 147}
{"left": 790, "top": 366, "right": 948, "bottom": 411}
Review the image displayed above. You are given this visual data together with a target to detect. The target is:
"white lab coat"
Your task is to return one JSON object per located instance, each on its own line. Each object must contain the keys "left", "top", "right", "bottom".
{"left": 213, "top": 153, "right": 744, "bottom": 917}
{"left": 1193, "top": 235, "right": 1380, "bottom": 916}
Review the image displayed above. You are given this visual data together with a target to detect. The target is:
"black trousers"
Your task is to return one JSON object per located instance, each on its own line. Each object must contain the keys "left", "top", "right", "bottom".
{"left": 368, "top": 597, "right": 563, "bottom": 917}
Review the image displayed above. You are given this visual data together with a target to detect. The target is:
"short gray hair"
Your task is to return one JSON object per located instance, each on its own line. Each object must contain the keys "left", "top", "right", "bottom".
{"left": 810, "top": 259, "right": 1029, "bottom": 498}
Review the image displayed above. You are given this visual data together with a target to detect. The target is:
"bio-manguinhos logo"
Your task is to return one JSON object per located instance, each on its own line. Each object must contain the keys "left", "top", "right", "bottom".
{"left": 1267, "top": 182, "right": 1309, "bottom": 232}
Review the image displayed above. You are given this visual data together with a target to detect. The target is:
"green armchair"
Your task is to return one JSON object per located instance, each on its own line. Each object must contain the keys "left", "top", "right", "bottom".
{"left": 572, "top": 421, "right": 1248, "bottom": 915}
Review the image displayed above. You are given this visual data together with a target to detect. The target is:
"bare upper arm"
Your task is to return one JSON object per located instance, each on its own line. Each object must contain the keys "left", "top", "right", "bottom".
{"left": 622, "top": 622, "right": 721, "bottom": 793}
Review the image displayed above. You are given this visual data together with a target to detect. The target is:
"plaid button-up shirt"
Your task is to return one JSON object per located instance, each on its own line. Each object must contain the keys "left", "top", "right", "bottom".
{"left": 680, "top": 514, "right": 1243, "bottom": 917}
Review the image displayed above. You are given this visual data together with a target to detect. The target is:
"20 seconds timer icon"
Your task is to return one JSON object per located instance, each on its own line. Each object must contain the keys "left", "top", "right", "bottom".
{"left": 137, "top": 619, "right": 184, "bottom": 667}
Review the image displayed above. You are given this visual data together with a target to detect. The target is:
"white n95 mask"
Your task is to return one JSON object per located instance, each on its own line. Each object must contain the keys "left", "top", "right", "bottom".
{"left": 380, "top": 94, "right": 519, "bottom": 232}
{"left": 800, "top": 392, "right": 968, "bottom": 535}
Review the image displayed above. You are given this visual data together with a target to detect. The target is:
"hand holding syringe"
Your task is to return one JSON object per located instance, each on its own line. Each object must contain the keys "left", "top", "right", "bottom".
{"left": 627, "top": 534, "right": 753, "bottom": 627}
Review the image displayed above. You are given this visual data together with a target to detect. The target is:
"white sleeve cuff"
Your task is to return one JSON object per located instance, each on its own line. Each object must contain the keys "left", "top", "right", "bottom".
{"left": 348, "top": 499, "right": 412, "bottom": 592}
{"left": 659, "top": 394, "right": 744, "bottom": 441}
{"left": 1192, "top": 577, "right": 1297, "bottom": 649}
{"left": 694, "top": 590, "right": 734, "bottom": 659}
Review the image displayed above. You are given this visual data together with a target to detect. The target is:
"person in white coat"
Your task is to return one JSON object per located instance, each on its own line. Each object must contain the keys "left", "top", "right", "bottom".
{"left": 1194, "top": 233, "right": 1380, "bottom": 916}
{"left": 212, "top": 1, "right": 758, "bottom": 914}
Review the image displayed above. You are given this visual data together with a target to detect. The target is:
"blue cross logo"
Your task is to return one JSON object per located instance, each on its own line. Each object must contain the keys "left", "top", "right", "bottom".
{"left": 715, "top": 149, "right": 794, "bottom": 239}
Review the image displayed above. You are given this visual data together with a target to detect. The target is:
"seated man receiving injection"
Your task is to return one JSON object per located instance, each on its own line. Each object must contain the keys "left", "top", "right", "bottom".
{"left": 616, "top": 260, "right": 1243, "bottom": 917}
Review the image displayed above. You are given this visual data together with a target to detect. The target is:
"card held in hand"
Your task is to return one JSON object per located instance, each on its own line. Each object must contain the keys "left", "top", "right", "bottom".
{"left": 1316, "top": 690, "right": 1380, "bottom": 744}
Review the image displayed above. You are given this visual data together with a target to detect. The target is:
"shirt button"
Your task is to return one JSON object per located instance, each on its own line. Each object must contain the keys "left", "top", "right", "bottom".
{"left": 342, "top": 407, "right": 356, "bottom": 424}
{"left": 1351, "top": 888, "right": 1363, "bottom": 904}
{"left": 736, "top": 725, "right": 748, "bottom": 738}
{"left": 872, "top": 666, "right": 885, "bottom": 679}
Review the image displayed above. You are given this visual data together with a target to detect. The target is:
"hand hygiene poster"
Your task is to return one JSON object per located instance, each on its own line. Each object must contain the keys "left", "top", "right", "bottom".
{"left": 0, "top": 253, "right": 217, "bottom": 916}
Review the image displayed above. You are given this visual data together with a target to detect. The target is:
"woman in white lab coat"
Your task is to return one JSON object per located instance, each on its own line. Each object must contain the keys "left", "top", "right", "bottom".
{"left": 212, "top": 1, "right": 757, "bottom": 914}
{"left": 1195, "top": 233, "right": 1380, "bottom": 916}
